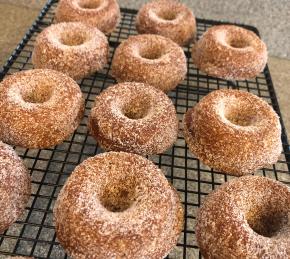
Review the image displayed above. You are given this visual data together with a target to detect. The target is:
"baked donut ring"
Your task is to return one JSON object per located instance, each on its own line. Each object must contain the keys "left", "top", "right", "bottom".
{"left": 196, "top": 175, "right": 290, "bottom": 258}
{"left": 136, "top": 0, "right": 196, "bottom": 46}
{"left": 192, "top": 25, "right": 267, "bottom": 80}
{"left": 88, "top": 82, "right": 178, "bottom": 155}
{"left": 55, "top": 0, "right": 120, "bottom": 33}
{"left": 183, "top": 89, "right": 282, "bottom": 175}
{"left": 32, "top": 22, "right": 108, "bottom": 80}
{"left": 111, "top": 34, "right": 187, "bottom": 92}
{"left": 0, "top": 69, "right": 84, "bottom": 148}
{"left": 54, "top": 151, "right": 183, "bottom": 259}
{"left": 0, "top": 141, "right": 31, "bottom": 233}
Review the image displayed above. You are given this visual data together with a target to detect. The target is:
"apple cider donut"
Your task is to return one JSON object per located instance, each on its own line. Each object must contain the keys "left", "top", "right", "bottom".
{"left": 111, "top": 34, "right": 187, "bottom": 92}
{"left": 0, "top": 69, "right": 84, "bottom": 148}
{"left": 192, "top": 25, "right": 267, "bottom": 80}
{"left": 32, "top": 22, "right": 108, "bottom": 80}
{"left": 0, "top": 141, "right": 31, "bottom": 233}
{"left": 54, "top": 151, "right": 184, "bottom": 259}
{"left": 196, "top": 175, "right": 290, "bottom": 258}
{"left": 55, "top": 0, "right": 120, "bottom": 33}
{"left": 183, "top": 89, "right": 282, "bottom": 175}
{"left": 88, "top": 82, "right": 179, "bottom": 155}
{"left": 136, "top": 0, "right": 196, "bottom": 46}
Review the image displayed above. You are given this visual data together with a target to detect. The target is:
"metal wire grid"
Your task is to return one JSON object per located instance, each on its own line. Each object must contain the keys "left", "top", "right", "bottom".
{"left": 0, "top": 0, "right": 289, "bottom": 258}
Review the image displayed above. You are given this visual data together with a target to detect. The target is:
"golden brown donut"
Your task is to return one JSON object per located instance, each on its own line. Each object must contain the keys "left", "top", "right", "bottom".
{"left": 88, "top": 82, "right": 179, "bottom": 155}
{"left": 55, "top": 0, "right": 120, "bottom": 33}
{"left": 32, "top": 22, "right": 108, "bottom": 80}
{"left": 136, "top": 0, "right": 196, "bottom": 46}
{"left": 0, "top": 141, "right": 31, "bottom": 233}
{"left": 0, "top": 69, "right": 84, "bottom": 148}
{"left": 54, "top": 151, "right": 184, "bottom": 259}
{"left": 111, "top": 34, "right": 187, "bottom": 92}
{"left": 183, "top": 89, "right": 282, "bottom": 175}
{"left": 196, "top": 175, "right": 290, "bottom": 258}
{"left": 192, "top": 25, "right": 267, "bottom": 80}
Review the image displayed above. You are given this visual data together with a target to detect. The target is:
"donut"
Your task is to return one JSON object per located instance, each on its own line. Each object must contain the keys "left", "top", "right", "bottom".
{"left": 183, "top": 89, "right": 282, "bottom": 175}
{"left": 0, "top": 69, "right": 84, "bottom": 148}
{"left": 32, "top": 22, "right": 108, "bottom": 80}
{"left": 55, "top": 0, "right": 120, "bottom": 34}
{"left": 196, "top": 175, "right": 290, "bottom": 258}
{"left": 88, "top": 82, "right": 178, "bottom": 155}
{"left": 53, "top": 151, "right": 183, "bottom": 258}
{"left": 0, "top": 141, "right": 31, "bottom": 233}
{"left": 136, "top": 0, "right": 196, "bottom": 46}
{"left": 192, "top": 25, "right": 267, "bottom": 80}
{"left": 111, "top": 34, "right": 187, "bottom": 92}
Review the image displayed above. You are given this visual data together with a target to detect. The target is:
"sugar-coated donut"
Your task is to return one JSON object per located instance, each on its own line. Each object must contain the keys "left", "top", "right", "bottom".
{"left": 111, "top": 34, "right": 187, "bottom": 92}
{"left": 88, "top": 82, "right": 178, "bottom": 155}
{"left": 183, "top": 89, "right": 282, "bottom": 175}
{"left": 54, "top": 151, "right": 183, "bottom": 259}
{"left": 192, "top": 25, "right": 267, "bottom": 80}
{"left": 0, "top": 141, "right": 31, "bottom": 233}
{"left": 196, "top": 175, "right": 290, "bottom": 258}
{"left": 136, "top": 0, "right": 196, "bottom": 46}
{"left": 32, "top": 22, "right": 108, "bottom": 80}
{"left": 55, "top": 0, "right": 120, "bottom": 33}
{"left": 0, "top": 69, "right": 84, "bottom": 148}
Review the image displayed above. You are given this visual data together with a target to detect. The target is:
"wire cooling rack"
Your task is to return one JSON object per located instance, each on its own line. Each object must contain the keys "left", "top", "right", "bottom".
{"left": 0, "top": 0, "right": 290, "bottom": 258}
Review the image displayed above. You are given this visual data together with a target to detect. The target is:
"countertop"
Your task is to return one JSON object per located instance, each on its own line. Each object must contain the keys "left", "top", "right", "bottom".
{"left": 0, "top": 0, "right": 289, "bottom": 137}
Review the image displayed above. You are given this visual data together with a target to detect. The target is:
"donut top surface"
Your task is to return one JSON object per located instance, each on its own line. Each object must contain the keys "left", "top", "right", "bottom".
{"left": 0, "top": 69, "right": 83, "bottom": 148}
{"left": 0, "top": 141, "right": 31, "bottom": 233}
{"left": 192, "top": 25, "right": 267, "bottom": 80}
{"left": 196, "top": 175, "right": 290, "bottom": 258}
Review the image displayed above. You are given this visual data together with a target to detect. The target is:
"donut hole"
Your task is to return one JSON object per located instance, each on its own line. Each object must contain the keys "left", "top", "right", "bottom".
{"left": 228, "top": 38, "right": 250, "bottom": 49}
{"left": 139, "top": 46, "right": 164, "bottom": 60}
{"left": 60, "top": 30, "right": 87, "bottom": 46}
{"left": 123, "top": 97, "right": 151, "bottom": 120}
{"left": 223, "top": 101, "right": 258, "bottom": 127}
{"left": 78, "top": 0, "right": 102, "bottom": 9}
{"left": 100, "top": 178, "right": 137, "bottom": 212}
{"left": 156, "top": 10, "right": 177, "bottom": 21}
{"left": 22, "top": 83, "right": 53, "bottom": 103}
{"left": 246, "top": 208, "right": 289, "bottom": 237}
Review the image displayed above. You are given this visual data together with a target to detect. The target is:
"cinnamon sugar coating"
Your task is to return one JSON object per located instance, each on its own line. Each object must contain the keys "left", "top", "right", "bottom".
{"left": 54, "top": 152, "right": 184, "bottom": 259}
{"left": 0, "top": 69, "right": 85, "bottom": 148}
{"left": 88, "top": 82, "right": 179, "bottom": 155}
{"left": 136, "top": 0, "right": 196, "bottom": 46}
{"left": 183, "top": 89, "right": 282, "bottom": 175}
{"left": 32, "top": 22, "right": 108, "bottom": 80}
{"left": 111, "top": 34, "right": 187, "bottom": 92}
{"left": 196, "top": 175, "right": 290, "bottom": 258}
{"left": 0, "top": 142, "right": 31, "bottom": 233}
{"left": 192, "top": 25, "right": 267, "bottom": 80}
{"left": 55, "top": 0, "right": 120, "bottom": 34}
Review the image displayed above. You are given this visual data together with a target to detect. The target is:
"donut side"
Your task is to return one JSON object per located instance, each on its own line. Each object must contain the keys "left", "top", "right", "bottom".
{"left": 0, "top": 142, "right": 31, "bottom": 233}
